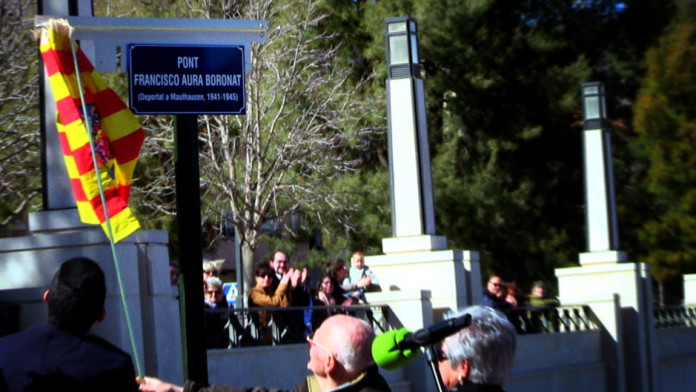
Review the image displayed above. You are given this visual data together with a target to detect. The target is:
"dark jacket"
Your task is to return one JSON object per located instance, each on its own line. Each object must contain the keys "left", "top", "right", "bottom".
{"left": 481, "top": 289, "right": 512, "bottom": 310}
{"left": 183, "top": 364, "right": 391, "bottom": 392}
{"left": 0, "top": 323, "right": 138, "bottom": 392}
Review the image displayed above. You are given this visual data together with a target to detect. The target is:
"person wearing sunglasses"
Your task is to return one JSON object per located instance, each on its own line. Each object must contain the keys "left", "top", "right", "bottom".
{"left": 248, "top": 261, "right": 292, "bottom": 344}
{"left": 138, "top": 314, "right": 392, "bottom": 392}
{"left": 437, "top": 306, "right": 517, "bottom": 392}
{"left": 481, "top": 276, "right": 512, "bottom": 311}
{"left": 204, "top": 276, "right": 229, "bottom": 348}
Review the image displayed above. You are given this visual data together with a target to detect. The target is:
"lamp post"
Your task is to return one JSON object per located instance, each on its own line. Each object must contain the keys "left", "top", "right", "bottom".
{"left": 581, "top": 81, "right": 621, "bottom": 256}
{"left": 384, "top": 17, "right": 436, "bottom": 239}
{"left": 555, "top": 82, "right": 655, "bottom": 392}
{"left": 386, "top": 17, "right": 420, "bottom": 79}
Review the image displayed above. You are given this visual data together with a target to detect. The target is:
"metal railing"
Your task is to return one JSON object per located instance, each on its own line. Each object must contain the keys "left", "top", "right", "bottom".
{"left": 204, "top": 304, "right": 599, "bottom": 349}
{"left": 204, "top": 304, "right": 395, "bottom": 349}
{"left": 654, "top": 305, "right": 696, "bottom": 329}
{"left": 504, "top": 305, "right": 598, "bottom": 335}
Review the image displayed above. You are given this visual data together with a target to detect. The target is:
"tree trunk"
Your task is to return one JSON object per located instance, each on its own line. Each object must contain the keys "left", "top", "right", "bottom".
{"left": 240, "top": 240, "right": 256, "bottom": 307}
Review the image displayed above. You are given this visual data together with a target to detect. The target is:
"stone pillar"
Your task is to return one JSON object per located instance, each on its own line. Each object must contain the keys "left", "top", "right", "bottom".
{"left": 556, "top": 263, "right": 655, "bottom": 392}
{"left": 39, "top": 0, "right": 94, "bottom": 209}
{"left": 367, "top": 248, "right": 481, "bottom": 316}
{"left": 365, "top": 290, "right": 436, "bottom": 392}
{"left": 556, "top": 82, "right": 657, "bottom": 392}
{"left": 684, "top": 274, "right": 696, "bottom": 304}
{"left": 376, "top": 17, "right": 482, "bottom": 323}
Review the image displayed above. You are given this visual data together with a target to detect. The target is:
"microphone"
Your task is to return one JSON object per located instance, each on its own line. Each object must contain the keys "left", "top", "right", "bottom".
{"left": 372, "top": 313, "right": 472, "bottom": 369}
{"left": 371, "top": 328, "right": 418, "bottom": 370}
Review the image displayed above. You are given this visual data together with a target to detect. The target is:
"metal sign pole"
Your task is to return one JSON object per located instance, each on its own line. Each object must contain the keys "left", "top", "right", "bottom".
{"left": 175, "top": 114, "right": 207, "bottom": 382}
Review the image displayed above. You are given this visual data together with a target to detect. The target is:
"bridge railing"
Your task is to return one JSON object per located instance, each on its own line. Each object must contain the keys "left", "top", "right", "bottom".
{"left": 654, "top": 304, "right": 696, "bottom": 329}
{"left": 503, "top": 305, "right": 599, "bottom": 335}
{"left": 204, "top": 304, "right": 394, "bottom": 348}
{"left": 204, "top": 303, "right": 598, "bottom": 349}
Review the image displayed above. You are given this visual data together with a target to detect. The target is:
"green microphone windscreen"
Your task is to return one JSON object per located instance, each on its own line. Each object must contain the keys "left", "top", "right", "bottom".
{"left": 371, "top": 328, "right": 419, "bottom": 370}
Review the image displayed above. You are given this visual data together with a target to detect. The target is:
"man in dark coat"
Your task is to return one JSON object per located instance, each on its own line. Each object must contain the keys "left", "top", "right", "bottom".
{"left": 0, "top": 257, "right": 139, "bottom": 392}
{"left": 268, "top": 250, "right": 311, "bottom": 343}
{"left": 139, "top": 314, "right": 392, "bottom": 392}
{"left": 481, "top": 276, "right": 512, "bottom": 310}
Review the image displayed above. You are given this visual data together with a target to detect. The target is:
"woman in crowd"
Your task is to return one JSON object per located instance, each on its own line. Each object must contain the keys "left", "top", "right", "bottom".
{"left": 310, "top": 273, "right": 343, "bottom": 331}
{"left": 203, "top": 276, "right": 229, "bottom": 348}
{"left": 248, "top": 261, "right": 291, "bottom": 344}
{"left": 326, "top": 258, "right": 371, "bottom": 305}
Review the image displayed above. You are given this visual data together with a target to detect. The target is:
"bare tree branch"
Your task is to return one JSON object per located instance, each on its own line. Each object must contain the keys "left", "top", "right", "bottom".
{"left": 0, "top": 1, "right": 41, "bottom": 232}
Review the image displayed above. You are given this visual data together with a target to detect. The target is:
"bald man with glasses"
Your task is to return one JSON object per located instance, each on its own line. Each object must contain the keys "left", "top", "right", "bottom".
{"left": 138, "top": 314, "right": 392, "bottom": 392}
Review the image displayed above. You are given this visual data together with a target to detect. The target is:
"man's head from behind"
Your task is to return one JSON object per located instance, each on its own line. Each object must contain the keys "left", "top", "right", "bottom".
{"left": 46, "top": 257, "right": 106, "bottom": 334}
{"left": 440, "top": 305, "right": 516, "bottom": 388}
{"left": 308, "top": 315, "right": 375, "bottom": 387}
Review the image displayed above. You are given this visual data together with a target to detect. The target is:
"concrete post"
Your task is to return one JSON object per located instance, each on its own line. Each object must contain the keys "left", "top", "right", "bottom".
{"left": 39, "top": 0, "right": 93, "bottom": 209}
{"left": 684, "top": 274, "right": 696, "bottom": 304}
{"left": 556, "top": 82, "right": 657, "bottom": 392}
{"left": 375, "top": 17, "right": 482, "bottom": 323}
{"left": 366, "top": 290, "right": 436, "bottom": 392}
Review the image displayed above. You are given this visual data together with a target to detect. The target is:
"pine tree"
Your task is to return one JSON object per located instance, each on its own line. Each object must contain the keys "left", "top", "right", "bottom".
{"left": 631, "top": 0, "right": 696, "bottom": 300}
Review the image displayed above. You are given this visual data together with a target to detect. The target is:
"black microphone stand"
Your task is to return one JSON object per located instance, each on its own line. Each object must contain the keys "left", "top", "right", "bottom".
{"left": 424, "top": 344, "right": 448, "bottom": 392}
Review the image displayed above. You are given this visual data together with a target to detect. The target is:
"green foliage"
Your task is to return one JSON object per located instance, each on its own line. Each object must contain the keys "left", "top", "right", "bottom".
{"left": 319, "top": 169, "right": 392, "bottom": 256}
{"left": 0, "top": 0, "right": 685, "bottom": 297}
{"left": 347, "top": 0, "right": 674, "bottom": 288}
{"left": 631, "top": 0, "right": 696, "bottom": 283}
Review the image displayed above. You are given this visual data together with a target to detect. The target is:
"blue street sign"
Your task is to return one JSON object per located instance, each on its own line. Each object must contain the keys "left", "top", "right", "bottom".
{"left": 128, "top": 44, "right": 246, "bottom": 114}
{"left": 223, "top": 282, "right": 238, "bottom": 307}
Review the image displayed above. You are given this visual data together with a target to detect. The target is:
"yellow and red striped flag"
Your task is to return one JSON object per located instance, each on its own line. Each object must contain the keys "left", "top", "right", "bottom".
{"left": 38, "top": 19, "right": 144, "bottom": 243}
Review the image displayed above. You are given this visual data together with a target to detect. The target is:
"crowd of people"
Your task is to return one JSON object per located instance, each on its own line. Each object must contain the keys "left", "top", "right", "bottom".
{"left": 199, "top": 254, "right": 561, "bottom": 344}
{"left": 482, "top": 275, "right": 560, "bottom": 310}
{"left": 0, "top": 256, "right": 519, "bottom": 392}
{"left": 246, "top": 250, "right": 381, "bottom": 344}
{"left": 481, "top": 275, "right": 560, "bottom": 333}
{"left": 198, "top": 256, "right": 559, "bottom": 343}
{"left": 196, "top": 250, "right": 382, "bottom": 346}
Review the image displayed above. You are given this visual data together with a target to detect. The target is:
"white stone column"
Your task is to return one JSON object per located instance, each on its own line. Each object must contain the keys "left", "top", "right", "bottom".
{"left": 367, "top": 249, "right": 480, "bottom": 314}
{"left": 684, "top": 274, "right": 696, "bottom": 304}
{"left": 365, "top": 290, "right": 436, "bottom": 392}
{"left": 556, "top": 82, "right": 657, "bottom": 392}
{"left": 39, "top": 0, "right": 94, "bottom": 209}
{"left": 556, "top": 262, "right": 656, "bottom": 392}
{"left": 377, "top": 17, "right": 482, "bottom": 322}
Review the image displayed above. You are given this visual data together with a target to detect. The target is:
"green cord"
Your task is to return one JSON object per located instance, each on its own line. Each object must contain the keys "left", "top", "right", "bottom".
{"left": 69, "top": 37, "right": 144, "bottom": 380}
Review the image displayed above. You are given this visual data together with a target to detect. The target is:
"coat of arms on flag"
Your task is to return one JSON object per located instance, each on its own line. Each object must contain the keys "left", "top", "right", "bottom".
{"left": 38, "top": 18, "right": 145, "bottom": 243}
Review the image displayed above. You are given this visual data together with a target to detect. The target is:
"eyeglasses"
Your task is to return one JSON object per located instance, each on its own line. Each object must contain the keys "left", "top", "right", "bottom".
{"left": 206, "top": 290, "right": 221, "bottom": 295}
{"left": 306, "top": 332, "right": 332, "bottom": 354}
{"left": 488, "top": 281, "right": 504, "bottom": 287}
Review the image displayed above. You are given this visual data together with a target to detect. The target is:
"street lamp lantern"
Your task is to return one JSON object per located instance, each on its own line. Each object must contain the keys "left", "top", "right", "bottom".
{"left": 385, "top": 16, "right": 420, "bottom": 79}
{"left": 581, "top": 81, "right": 607, "bottom": 129}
